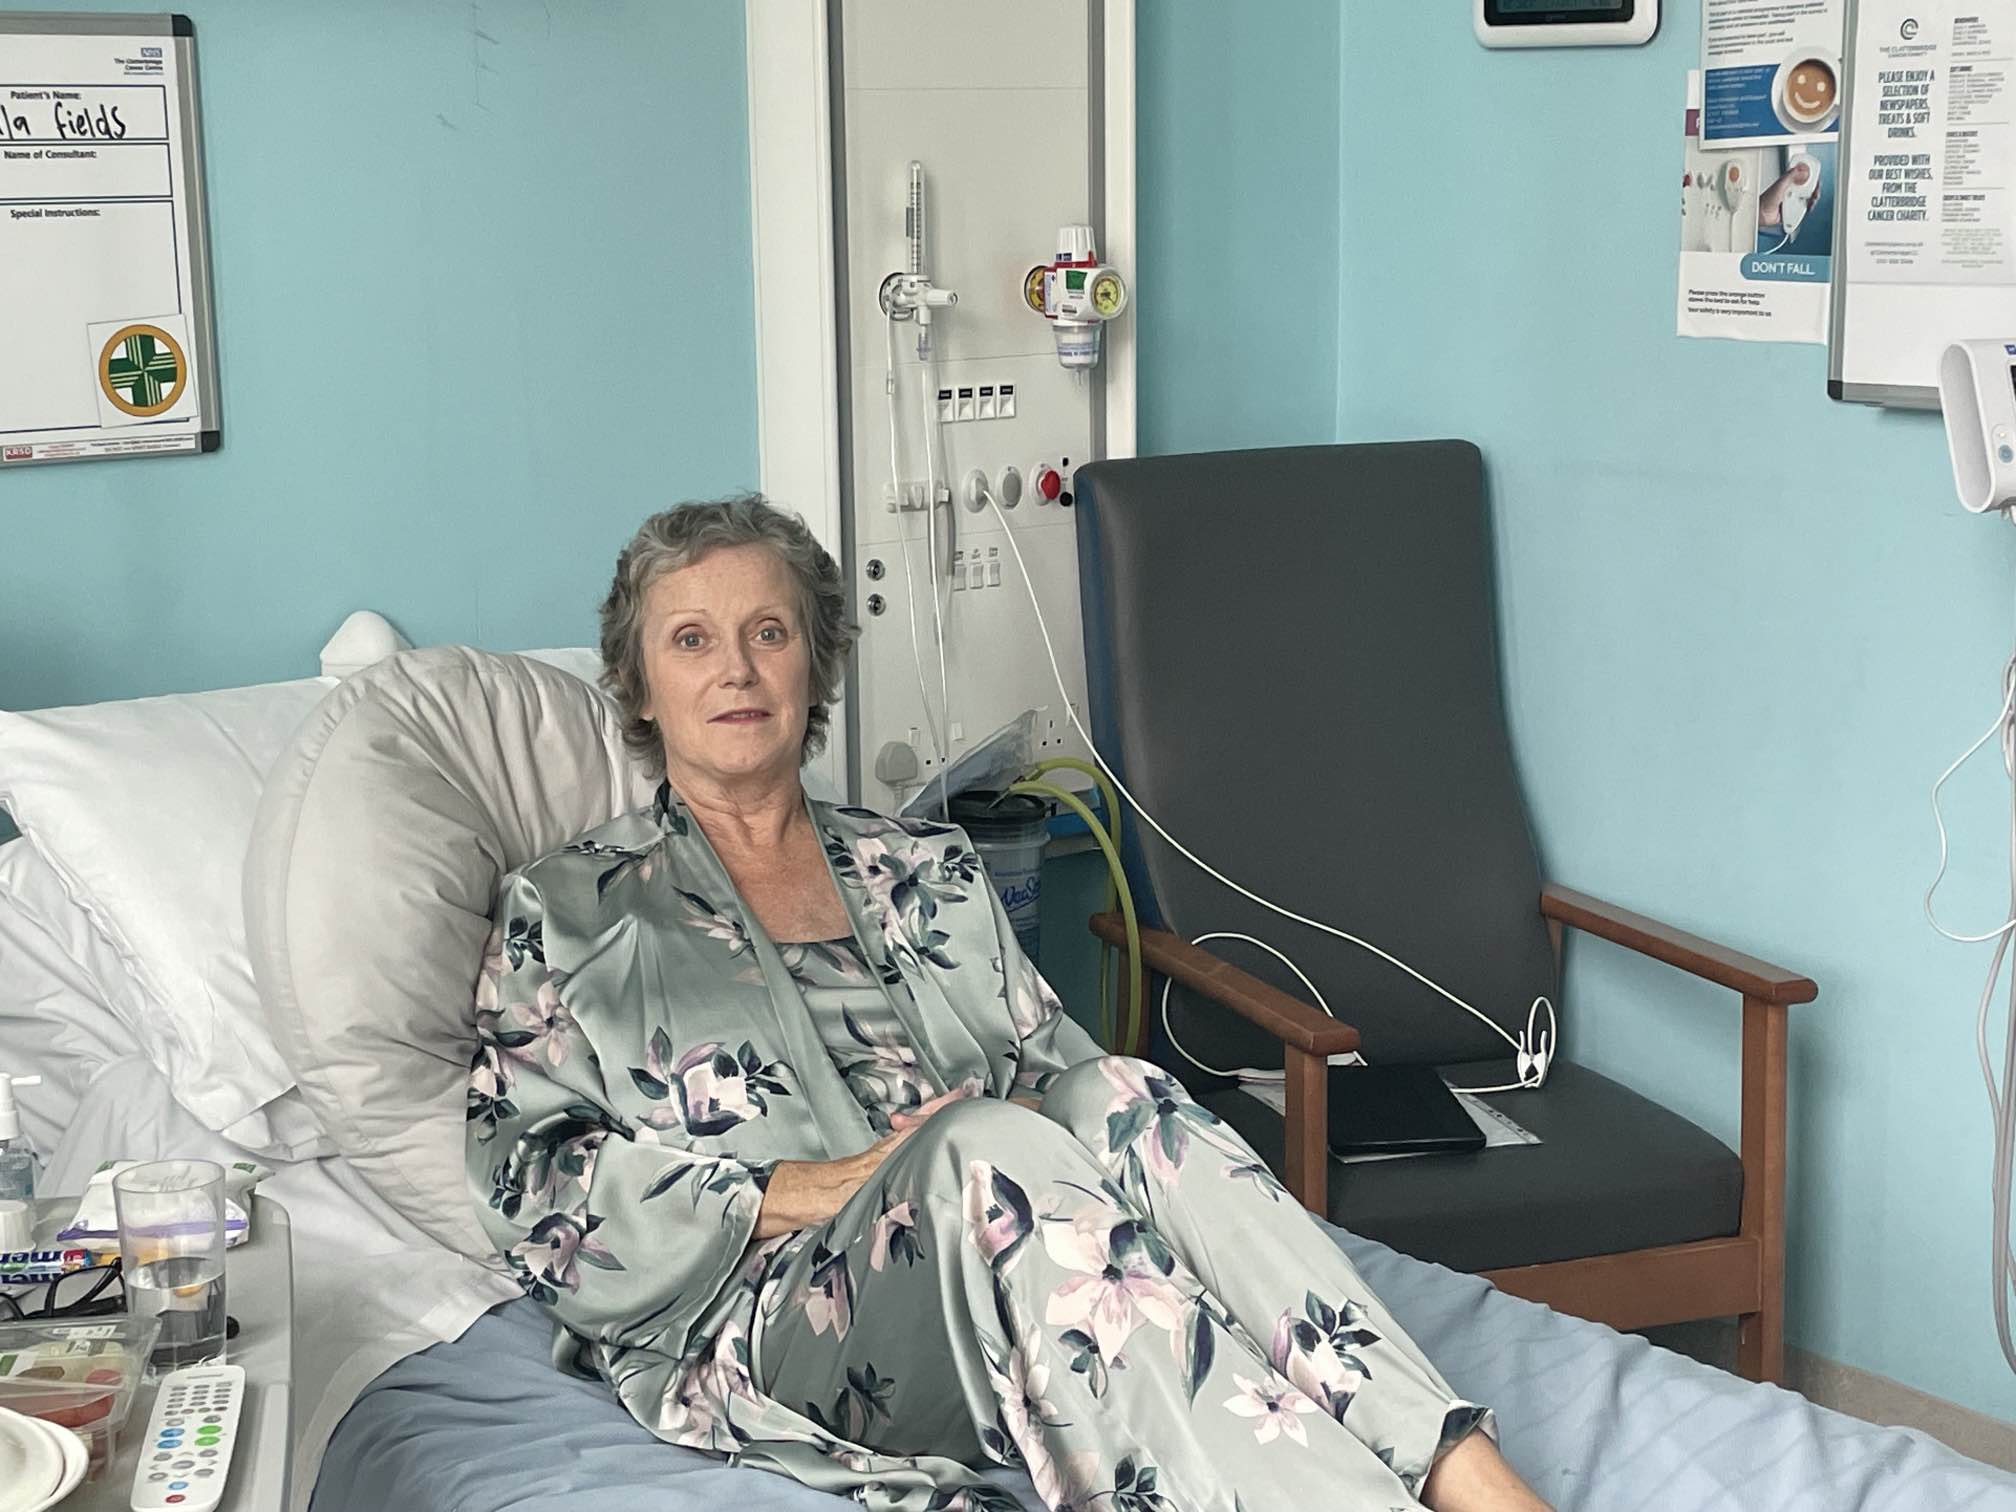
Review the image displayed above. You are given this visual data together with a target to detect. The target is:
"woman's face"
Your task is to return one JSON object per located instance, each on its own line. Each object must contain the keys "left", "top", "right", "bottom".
{"left": 639, "top": 544, "right": 813, "bottom": 791}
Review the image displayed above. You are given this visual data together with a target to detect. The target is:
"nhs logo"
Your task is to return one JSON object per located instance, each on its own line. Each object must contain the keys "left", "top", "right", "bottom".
{"left": 142, "top": 46, "right": 161, "bottom": 58}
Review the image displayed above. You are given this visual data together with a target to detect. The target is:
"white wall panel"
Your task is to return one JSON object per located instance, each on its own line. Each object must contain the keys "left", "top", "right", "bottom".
{"left": 839, "top": 0, "right": 1107, "bottom": 810}
{"left": 841, "top": 0, "right": 1089, "bottom": 92}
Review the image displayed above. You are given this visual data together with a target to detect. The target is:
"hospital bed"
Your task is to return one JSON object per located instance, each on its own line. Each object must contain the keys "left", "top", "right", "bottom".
{"left": 0, "top": 634, "right": 2009, "bottom": 1512}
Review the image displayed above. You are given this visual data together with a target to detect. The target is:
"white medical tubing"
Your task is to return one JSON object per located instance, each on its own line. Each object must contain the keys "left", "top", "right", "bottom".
{"left": 981, "top": 487, "right": 1554, "bottom": 1092}
{"left": 884, "top": 313, "right": 946, "bottom": 773}
{"left": 917, "top": 348, "right": 952, "bottom": 821}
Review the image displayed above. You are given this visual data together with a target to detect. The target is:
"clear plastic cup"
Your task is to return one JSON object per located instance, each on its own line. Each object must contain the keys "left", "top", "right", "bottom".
{"left": 112, "top": 1160, "right": 227, "bottom": 1376}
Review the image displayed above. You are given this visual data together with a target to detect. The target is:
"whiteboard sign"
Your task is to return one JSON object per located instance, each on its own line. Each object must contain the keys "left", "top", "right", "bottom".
{"left": 1828, "top": 0, "right": 2016, "bottom": 407}
{"left": 0, "top": 14, "right": 220, "bottom": 466}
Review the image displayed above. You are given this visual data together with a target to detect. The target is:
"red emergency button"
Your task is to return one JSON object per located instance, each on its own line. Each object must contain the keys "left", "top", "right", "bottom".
{"left": 1035, "top": 467, "right": 1062, "bottom": 502}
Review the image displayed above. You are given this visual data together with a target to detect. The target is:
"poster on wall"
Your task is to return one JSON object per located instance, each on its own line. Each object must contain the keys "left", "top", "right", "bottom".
{"left": 1843, "top": 0, "right": 2013, "bottom": 288}
{"left": 1827, "top": 0, "right": 2016, "bottom": 405}
{"left": 1701, "top": 0, "right": 1847, "bottom": 148}
{"left": 1679, "top": 72, "right": 1836, "bottom": 342}
{"left": 0, "top": 15, "right": 221, "bottom": 467}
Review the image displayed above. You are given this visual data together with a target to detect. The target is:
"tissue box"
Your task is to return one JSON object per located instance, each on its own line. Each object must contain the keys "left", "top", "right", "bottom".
{"left": 0, "top": 1314, "right": 161, "bottom": 1480}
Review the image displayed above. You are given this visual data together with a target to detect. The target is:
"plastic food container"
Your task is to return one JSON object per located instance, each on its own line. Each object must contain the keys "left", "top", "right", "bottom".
{"left": 0, "top": 1314, "right": 161, "bottom": 1480}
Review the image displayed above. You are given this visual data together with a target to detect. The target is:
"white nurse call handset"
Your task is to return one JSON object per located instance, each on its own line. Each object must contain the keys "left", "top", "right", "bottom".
{"left": 1937, "top": 340, "right": 2016, "bottom": 514}
{"left": 1715, "top": 158, "right": 1752, "bottom": 217}
{"left": 1764, "top": 153, "right": 1821, "bottom": 254}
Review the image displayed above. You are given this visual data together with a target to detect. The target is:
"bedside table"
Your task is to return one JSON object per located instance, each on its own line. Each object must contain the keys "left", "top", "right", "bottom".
{"left": 34, "top": 1193, "right": 294, "bottom": 1511}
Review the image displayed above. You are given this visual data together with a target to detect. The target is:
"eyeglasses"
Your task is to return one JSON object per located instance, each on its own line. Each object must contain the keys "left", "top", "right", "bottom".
{"left": 0, "top": 1260, "right": 124, "bottom": 1323}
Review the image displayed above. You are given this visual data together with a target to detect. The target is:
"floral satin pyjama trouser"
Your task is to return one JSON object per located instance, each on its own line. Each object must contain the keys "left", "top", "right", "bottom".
{"left": 754, "top": 1057, "right": 1491, "bottom": 1512}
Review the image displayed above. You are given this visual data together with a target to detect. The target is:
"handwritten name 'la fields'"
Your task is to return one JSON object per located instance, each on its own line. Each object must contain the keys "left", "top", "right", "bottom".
{"left": 1, "top": 90, "right": 129, "bottom": 143}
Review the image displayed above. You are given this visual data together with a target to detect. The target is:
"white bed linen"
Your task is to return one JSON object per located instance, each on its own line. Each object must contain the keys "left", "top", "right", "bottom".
{"left": 0, "top": 841, "right": 141, "bottom": 1157}
{"left": 0, "top": 678, "right": 339, "bottom": 1141}
{"left": 42, "top": 1056, "right": 513, "bottom": 1512}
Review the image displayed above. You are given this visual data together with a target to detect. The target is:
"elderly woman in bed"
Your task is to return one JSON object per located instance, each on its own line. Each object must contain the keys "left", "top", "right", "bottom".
{"left": 465, "top": 497, "right": 1549, "bottom": 1512}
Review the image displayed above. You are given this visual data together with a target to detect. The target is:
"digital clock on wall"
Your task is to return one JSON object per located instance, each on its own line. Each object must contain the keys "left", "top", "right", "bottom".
{"left": 1474, "top": 0, "right": 1658, "bottom": 48}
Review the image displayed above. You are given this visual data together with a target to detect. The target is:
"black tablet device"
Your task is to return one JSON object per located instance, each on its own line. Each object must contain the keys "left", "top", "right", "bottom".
{"left": 1476, "top": 0, "right": 1659, "bottom": 48}
{"left": 1326, "top": 1064, "right": 1487, "bottom": 1158}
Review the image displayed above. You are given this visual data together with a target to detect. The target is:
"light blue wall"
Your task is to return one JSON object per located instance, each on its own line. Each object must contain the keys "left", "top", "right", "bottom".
{"left": 1337, "top": 8, "right": 2015, "bottom": 1417}
{"left": 1135, "top": 0, "right": 1340, "bottom": 455}
{"left": 0, "top": 0, "right": 757, "bottom": 712}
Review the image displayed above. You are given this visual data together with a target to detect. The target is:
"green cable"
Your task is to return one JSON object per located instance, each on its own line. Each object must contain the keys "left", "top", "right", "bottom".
{"left": 1029, "top": 756, "right": 1120, "bottom": 858}
{"left": 1028, "top": 757, "right": 1124, "bottom": 1044}
{"left": 1010, "top": 778, "right": 1142, "bottom": 1056}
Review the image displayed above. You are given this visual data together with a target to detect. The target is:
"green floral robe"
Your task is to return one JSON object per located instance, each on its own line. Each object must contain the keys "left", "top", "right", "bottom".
{"left": 466, "top": 783, "right": 1487, "bottom": 1511}
{"left": 466, "top": 784, "right": 1100, "bottom": 1499}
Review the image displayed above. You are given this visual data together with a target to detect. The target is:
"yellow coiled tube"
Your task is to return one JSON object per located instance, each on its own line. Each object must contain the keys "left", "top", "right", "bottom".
{"left": 1010, "top": 772, "right": 1142, "bottom": 1055}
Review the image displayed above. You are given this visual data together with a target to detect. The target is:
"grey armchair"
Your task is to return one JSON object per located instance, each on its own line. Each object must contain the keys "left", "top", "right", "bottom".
{"left": 1070, "top": 441, "right": 1818, "bottom": 1384}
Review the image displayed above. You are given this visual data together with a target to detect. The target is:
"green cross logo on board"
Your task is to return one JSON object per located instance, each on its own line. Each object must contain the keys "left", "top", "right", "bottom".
{"left": 97, "top": 323, "right": 188, "bottom": 418}
{"left": 109, "top": 332, "right": 178, "bottom": 406}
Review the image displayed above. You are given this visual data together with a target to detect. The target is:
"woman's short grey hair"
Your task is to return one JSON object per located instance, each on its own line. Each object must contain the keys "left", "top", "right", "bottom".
{"left": 600, "top": 495, "right": 857, "bottom": 771}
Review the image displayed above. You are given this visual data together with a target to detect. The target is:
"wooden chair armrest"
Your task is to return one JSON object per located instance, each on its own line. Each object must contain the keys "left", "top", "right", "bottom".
{"left": 1088, "top": 913, "right": 1360, "bottom": 1056}
{"left": 1541, "top": 885, "right": 1818, "bottom": 1005}
{"left": 1090, "top": 911, "right": 1351, "bottom": 1211}
{"left": 1541, "top": 883, "right": 1809, "bottom": 1380}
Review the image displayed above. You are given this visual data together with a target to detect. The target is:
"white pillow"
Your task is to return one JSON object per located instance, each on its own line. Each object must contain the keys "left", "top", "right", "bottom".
{"left": 0, "top": 677, "right": 336, "bottom": 1138}
{"left": 0, "top": 840, "right": 138, "bottom": 1158}
{"left": 245, "top": 647, "right": 648, "bottom": 1258}
{"left": 517, "top": 646, "right": 607, "bottom": 684}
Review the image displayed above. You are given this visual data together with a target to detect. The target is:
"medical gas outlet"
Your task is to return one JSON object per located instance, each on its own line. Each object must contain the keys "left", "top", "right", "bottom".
{"left": 1023, "top": 224, "right": 1127, "bottom": 371}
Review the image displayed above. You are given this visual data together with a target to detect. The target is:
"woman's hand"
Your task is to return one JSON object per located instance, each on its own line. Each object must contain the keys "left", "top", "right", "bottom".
{"left": 887, "top": 1085, "right": 975, "bottom": 1133}
{"left": 888, "top": 1085, "right": 1045, "bottom": 1132}
{"left": 757, "top": 1088, "right": 1053, "bottom": 1240}
{"left": 755, "top": 1131, "right": 912, "bottom": 1240}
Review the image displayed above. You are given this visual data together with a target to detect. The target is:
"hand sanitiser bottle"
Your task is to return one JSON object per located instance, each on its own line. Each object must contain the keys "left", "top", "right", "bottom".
{"left": 0, "top": 1072, "right": 42, "bottom": 1202}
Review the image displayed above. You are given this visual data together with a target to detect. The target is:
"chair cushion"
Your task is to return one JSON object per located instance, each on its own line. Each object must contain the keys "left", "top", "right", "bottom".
{"left": 1201, "top": 1060, "right": 1742, "bottom": 1273}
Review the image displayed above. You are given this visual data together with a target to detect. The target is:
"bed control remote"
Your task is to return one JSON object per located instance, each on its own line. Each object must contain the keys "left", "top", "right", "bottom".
{"left": 130, "top": 1363, "right": 244, "bottom": 1510}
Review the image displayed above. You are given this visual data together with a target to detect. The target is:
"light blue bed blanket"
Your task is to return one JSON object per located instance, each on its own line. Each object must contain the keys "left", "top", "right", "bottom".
{"left": 309, "top": 1225, "right": 2015, "bottom": 1511}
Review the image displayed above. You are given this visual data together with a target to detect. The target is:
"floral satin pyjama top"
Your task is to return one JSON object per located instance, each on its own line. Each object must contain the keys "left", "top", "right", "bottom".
{"left": 466, "top": 786, "right": 1491, "bottom": 1512}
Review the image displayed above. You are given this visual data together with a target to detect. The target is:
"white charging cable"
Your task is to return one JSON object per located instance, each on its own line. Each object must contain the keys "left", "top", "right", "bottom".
{"left": 1926, "top": 650, "right": 2016, "bottom": 1372}
{"left": 1152, "top": 932, "right": 1553, "bottom": 1096}
{"left": 1985, "top": 791, "right": 2016, "bottom": 1373}
{"left": 1159, "top": 932, "right": 1354, "bottom": 1080}
{"left": 883, "top": 313, "right": 948, "bottom": 792}
{"left": 1926, "top": 657, "right": 2016, "bottom": 942}
{"left": 978, "top": 483, "right": 1555, "bottom": 1094}
{"left": 1156, "top": 934, "right": 1554, "bottom": 1095}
